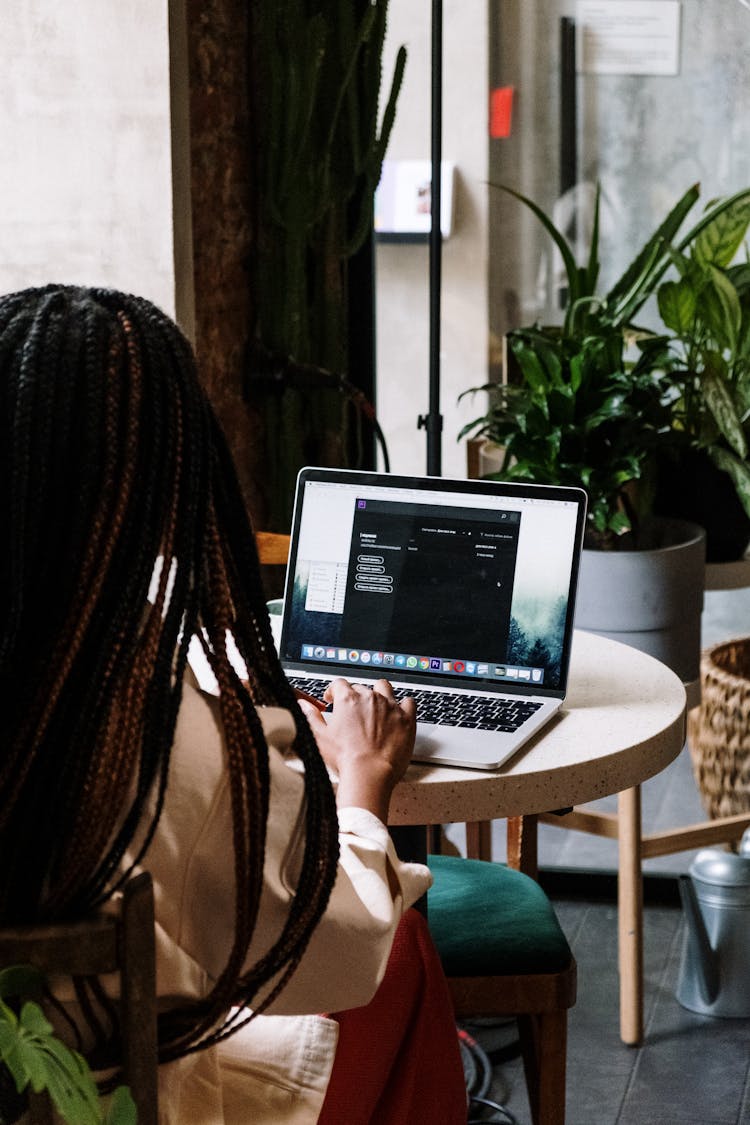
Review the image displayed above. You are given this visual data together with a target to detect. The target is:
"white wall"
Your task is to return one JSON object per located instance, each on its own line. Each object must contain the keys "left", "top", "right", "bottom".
{"left": 0, "top": 0, "right": 487, "bottom": 471}
{"left": 376, "top": 1, "right": 489, "bottom": 480}
{"left": 0, "top": 4, "right": 174, "bottom": 315}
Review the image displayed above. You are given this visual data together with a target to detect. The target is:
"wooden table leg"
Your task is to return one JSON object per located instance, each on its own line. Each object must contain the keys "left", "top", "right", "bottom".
{"left": 466, "top": 820, "right": 492, "bottom": 860}
{"left": 618, "top": 786, "right": 643, "bottom": 1046}
{"left": 507, "top": 814, "right": 539, "bottom": 879}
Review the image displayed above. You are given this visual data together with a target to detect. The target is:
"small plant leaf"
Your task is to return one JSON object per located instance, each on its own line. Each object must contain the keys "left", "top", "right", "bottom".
{"left": 13, "top": 1034, "right": 48, "bottom": 1093}
{"left": 106, "top": 1085, "right": 138, "bottom": 1125}
{"left": 658, "top": 279, "right": 697, "bottom": 335}
{"left": 0, "top": 1020, "right": 29, "bottom": 1093}
{"left": 19, "top": 1000, "right": 53, "bottom": 1038}
{"left": 0, "top": 965, "right": 45, "bottom": 1000}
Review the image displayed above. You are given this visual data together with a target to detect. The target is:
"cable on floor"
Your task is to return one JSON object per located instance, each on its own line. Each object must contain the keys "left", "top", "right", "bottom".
{"left": 459, "top": 1026, "right": 520, "bottom": 1124}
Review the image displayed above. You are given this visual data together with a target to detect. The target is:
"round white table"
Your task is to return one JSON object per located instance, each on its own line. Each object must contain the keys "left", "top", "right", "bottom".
{"left": 389, "top": 629, "right": 686, "bottom": 826}
{"left": 388, "top": 629, "right": 687, "bottom": 1047}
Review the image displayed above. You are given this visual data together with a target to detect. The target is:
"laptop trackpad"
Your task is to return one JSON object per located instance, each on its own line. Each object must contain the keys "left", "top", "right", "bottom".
{"left": 411, "top": 724, "right": 521, "bottom": 771}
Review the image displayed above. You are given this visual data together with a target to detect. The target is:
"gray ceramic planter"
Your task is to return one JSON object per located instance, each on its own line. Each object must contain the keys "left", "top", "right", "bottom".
{"left": 575, "top": 518, "right": 706, "bottom": 684}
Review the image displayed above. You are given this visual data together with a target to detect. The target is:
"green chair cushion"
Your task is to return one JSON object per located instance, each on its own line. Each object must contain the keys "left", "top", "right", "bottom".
{"left": 427, "top": 854, "right": 571, "bottom": 976}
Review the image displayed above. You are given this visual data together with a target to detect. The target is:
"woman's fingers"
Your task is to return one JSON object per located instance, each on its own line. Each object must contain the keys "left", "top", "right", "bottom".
{"left": 298, "top": 698, "right": 327, "bottom": 729}
{"left": 321, "top": 676, "right": 415, "bottom": 719}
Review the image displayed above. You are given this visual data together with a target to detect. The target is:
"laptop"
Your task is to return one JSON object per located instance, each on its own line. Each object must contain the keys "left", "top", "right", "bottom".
{"left": 278, "top": 467, "right": 587, "bottom": 771}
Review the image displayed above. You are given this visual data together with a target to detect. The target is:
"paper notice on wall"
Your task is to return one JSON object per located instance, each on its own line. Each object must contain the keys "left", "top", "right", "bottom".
{"left": 577, "top": 1, "right": 681, "bottom": 76}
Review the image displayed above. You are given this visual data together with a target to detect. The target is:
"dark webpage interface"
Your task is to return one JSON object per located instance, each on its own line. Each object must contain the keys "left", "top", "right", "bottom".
{"left": 288, "top": 497, "right": 556, "bottom": 686}
{"left": 342, "top": 501, "right": 518, "bottom": 661}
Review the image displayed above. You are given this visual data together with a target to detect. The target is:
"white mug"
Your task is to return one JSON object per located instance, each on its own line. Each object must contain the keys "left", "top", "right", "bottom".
{"left": 266, "top": 599, "right": 284, "bottom": 652}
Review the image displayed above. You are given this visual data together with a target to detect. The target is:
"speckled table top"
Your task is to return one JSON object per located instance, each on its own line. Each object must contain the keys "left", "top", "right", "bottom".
{"left": 388, "top": 630, "right": 687, "bottom": 827}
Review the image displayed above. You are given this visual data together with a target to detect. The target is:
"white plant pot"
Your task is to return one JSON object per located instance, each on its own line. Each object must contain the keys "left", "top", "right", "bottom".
{"left": 477, "top": 439, "right": 506, "bottom": 477}
{"left": 574, "top": 518, "right": 706, "bottom": 684}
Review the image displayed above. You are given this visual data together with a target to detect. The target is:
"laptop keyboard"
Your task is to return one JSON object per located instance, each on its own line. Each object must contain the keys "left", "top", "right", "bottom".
{"left": 287, "top": 677, "right": 543, "bottom": 733}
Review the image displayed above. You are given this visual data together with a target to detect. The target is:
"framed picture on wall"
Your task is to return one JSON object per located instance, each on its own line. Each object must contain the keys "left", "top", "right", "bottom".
{"left": 375, "top": 159, "right": 456, "bottom": 241}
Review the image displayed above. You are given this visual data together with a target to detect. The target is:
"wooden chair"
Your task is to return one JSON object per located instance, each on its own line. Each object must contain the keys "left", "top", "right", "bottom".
{"left": 255, "top": 531, "right": 293, "bottom": 566}
{"left": 0, "top": 872, "right": 158, "bottom": 1125}
{"left": 428, "top": 854, "right": 576, "bottom": 1125}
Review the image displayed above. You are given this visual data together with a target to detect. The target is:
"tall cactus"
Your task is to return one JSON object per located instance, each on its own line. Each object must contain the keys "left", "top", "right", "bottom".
{"left": 249, "top": 0, "right": 405, "bottom": 528}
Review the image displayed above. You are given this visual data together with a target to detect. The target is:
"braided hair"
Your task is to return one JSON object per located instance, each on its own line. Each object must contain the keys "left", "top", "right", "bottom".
{"left": 0, "top": 284, "right": 340, "bottom": 1059}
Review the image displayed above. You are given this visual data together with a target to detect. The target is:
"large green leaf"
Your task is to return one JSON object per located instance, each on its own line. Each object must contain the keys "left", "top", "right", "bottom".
{"left": 492, "top": 184, "right": 581, "bottom": 303}
{"left": 569, "top": 350, "right": 585, "bottom": 393}
{"left": 710, "top": 445, "right": 750, "bottom": 519}
{"left": 606, "top": 183, "right": 700, "bottom": 321}
{"left": 702, "top": 361, "right": 747, "bottom": 458}
{"left": 37, "top": 1036, "right": 101, "bottom": 1125}
{"left": 106, "top": 1086, "right": 138, "bottom": 1125}
{"left": 694, "top": 196, "right": 750, "bottom": 268}
{"left": 614, "top": 186, "right": 750, "bottom": 326}
{"left": 584, "top": 185, "right": 602, "bottom": 297}
{"left": 728, "top": 262, "right": 750, "bottom": 296}
{"left": 702, "top": 265, "right": 742, "bottom": 353}
{"left": 508, "top": 345, "right": 553, "bottom": 402}
{"left": 676, "top": 186, "right": 750, "bottom": 256}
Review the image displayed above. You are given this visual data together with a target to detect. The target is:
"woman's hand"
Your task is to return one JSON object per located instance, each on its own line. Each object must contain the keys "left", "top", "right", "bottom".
{"left": 298, "top": 679, "right": 417, "bottom": 823}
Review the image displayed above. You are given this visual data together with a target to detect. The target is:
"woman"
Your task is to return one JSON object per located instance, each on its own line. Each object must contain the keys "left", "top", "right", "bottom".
{"left": 0, "top": 285, "right": 466, "bottom": 1123}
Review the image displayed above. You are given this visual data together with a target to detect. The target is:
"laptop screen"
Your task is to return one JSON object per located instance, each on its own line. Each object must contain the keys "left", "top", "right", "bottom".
{"left": 280, "top": 469, "right": 587, "bottom": 696}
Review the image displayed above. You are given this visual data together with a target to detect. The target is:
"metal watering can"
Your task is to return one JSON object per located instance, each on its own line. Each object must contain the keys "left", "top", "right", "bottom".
{"left": 676, "top": 831, "right": 750, "bottom": 1017}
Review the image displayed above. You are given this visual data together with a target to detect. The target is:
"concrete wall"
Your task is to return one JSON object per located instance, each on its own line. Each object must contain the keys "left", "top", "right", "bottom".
{"left": 375, "top": 1, "right": 489, "bottom": 480}
{"left": 0, "top": 4, "right": 174, "bottom": 316}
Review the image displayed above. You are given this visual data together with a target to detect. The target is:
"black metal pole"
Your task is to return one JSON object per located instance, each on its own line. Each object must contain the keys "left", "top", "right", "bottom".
{"left": 559, "top": 16, "right": 577, "bottom": 309}
{"left": 560, "top": 17, "right": 577, "bottom": 197}
{"left": 420, "top": 0, "right": 444, "bottom": 477}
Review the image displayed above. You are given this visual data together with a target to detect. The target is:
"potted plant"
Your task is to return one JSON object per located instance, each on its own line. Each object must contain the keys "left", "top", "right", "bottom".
{"left": 0, "top": 965, "right": 135, "bottom": 1125}
{"left": 460, "top": 182, "right": 750, "bottom": 681}
{"left": 652, "top": 195, "right": 750, "bottom": 560}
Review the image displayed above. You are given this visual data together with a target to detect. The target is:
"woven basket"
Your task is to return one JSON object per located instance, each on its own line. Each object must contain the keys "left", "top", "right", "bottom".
{"left": 688, "top": 637, "right": 750, "bottom": 820}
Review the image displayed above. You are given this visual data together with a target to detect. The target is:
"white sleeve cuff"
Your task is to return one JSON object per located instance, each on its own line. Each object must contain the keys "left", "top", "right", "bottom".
{"left": 337, "top": 806, "right": 433, "bottom": 912}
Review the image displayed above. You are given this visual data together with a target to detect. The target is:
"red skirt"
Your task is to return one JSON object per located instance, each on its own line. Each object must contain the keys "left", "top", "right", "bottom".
{"left": 318, "top": 908, "right": 467, "bottom": 1125}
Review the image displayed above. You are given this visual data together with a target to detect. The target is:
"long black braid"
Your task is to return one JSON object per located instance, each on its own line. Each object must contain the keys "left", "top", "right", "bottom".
{"left": 0, "top": 284, "right": 340, "bottom": 1060}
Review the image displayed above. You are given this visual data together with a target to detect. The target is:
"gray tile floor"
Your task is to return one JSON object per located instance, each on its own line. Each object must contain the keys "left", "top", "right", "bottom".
{"left": 457, "top": 588, "right": 750, "bottom": 1124}
{"left": 467, "top": 894, "right": 750, "bottom": 1124}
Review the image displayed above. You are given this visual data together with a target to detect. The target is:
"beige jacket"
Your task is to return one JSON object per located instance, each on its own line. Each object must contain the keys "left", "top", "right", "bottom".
{"left": 132, "top": 675, "right": 431, "bottom": 1124}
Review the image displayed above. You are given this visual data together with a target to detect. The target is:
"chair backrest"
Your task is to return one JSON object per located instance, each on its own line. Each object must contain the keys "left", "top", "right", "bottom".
{"left": 255, "top": 531, "right": 291, "bottom": 566}
{"left": 0, "top": 872, "right": 158, "bottom": 1125}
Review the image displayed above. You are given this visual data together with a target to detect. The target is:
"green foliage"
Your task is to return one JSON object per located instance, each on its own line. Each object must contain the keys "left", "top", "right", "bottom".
{"left": 460, "top": 327, "right": 674, "bottom": 544}
{"left": 0, "top": 966, "right": 136, "bottom": 1125}
{"left": 462, "top": 182, "right": 750, "bottom": 545}
{"left": 656, "top": 195, "right": 750, "bottom": 520}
